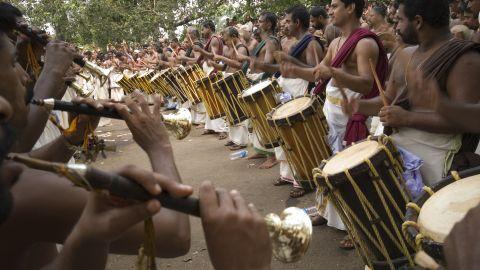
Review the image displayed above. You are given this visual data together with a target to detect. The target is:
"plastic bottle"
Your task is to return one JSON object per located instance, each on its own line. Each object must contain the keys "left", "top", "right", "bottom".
{"left": 230, "top": 150, "right": 248, "bottom": 160}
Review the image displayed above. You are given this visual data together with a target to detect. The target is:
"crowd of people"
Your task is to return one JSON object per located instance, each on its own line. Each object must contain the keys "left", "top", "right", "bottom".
{"left": 1, "top": 0, "right": 480, "bottom": 269}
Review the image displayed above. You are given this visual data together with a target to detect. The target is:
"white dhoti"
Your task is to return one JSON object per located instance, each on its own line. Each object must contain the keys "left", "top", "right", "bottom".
{"left": 275, "top": 77, "right": 309, "bottom": 187}
{"left": 110, "top": 72, "right": 125, "bottom": 102}
{"left": 246, "top": 72, "right": 265, "bottom": 83}
{"left": 317, "top": 81, "right": 362, "bottom": 231}
{"left": 191, "top": 102, "right": 206, "bottom": 124}
{"left": 229, "top": 120, "right": 249, "bottom": 146}
{"left": 205, "top": 117, "right": 228, "bottom": 133}
{"left": 391, "top": 126, "right": 462, "bottom": 186}
{"left": 252, "top": 131, "right": 275, "bottom": 156}
{"left": 277, "top": 76, "right": 309, "bottom": 98}
{"left": 275, "top": 146, "right": 297, "bottom": 186}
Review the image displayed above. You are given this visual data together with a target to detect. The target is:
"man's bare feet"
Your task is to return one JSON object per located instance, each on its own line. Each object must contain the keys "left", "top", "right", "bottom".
{"left": 258, "top": 156, "right": 278, "bottom": 169}
{"left": 229, "top": 144, "right": 247, "bottom": 151}
{"left": 289, "top": 187, "right": 306, "bottom": 198}
{"left": 196, "top": 124, "right": 205, "bottom": 129}
{"left": 273, "top": 178, "right": 290, "bottom": 186}
{"left": 224, "top": 141, "right": 235, "bottom": 147}
{"left": 218, "top": 132, "right": 228, "bottom": 140}
{"left": 247, "top": 153, "right": 266, "bottom": 160}
{"left": 202, "top": 129, "right": 216, "bottom": 135}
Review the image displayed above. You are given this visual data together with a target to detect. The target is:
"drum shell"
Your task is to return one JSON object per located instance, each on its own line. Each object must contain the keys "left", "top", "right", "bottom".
{"left": 314, "top": 136, "right": 414, "bottom": 267}
{"left": 239, "top": 80, "right": 281, "bottom": 149}
{"left": 404, "top": 166, "right": 480, "bottom": 264}
{"left": 196, "top": 74, "right": 226, "bottom": 119}
{"left": 176, "top": 65, "right": 204, "bottom": 105}
{"left": 165, "top": 69, "right": 189, "bottom": 103}
{"left": 267, "top": 96, "right": 331, "bottom": 189}
{"left": 214, "top": 71, "right": 250, "bottom": 125}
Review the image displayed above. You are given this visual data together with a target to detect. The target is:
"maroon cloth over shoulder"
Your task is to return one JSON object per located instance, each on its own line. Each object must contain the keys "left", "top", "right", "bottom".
{"left": 313, "top": 28, "right": 388, "bottom": 146}
{"left": 197, "top": 35, "right": 224, "bottom": 67}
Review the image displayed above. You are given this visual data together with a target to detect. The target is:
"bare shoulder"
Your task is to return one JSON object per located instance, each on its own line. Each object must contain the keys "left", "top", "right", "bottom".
{"left": 356, "top": 38, "right": 379, "bottom": 53}
{"left": 452, "top": 50, "right": 480, "bottom": 70}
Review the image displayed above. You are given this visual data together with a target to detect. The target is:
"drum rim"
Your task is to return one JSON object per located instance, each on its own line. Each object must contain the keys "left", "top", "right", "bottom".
{"left": 213, "top": 70, "right": 245, "bottom": 88}
{"left": 404, "top": 166, "right": 480, "bottom": 262}
{"left": 314, "top": 136, "right": 401, "bottom": 186}
{"left": 240, "top": 80, "right": 275, "bottom": 100}
{"left": 266, "top": 95, "right": 320, "bottom": 127}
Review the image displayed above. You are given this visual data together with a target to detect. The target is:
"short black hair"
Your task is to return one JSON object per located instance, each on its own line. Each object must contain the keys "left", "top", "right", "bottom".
{"left": 286, "top": 5, "right": 310, "bottom": 30}
{"left": 372, "top": 4, "right": 387, "bottom": 18}
{"left": 260, "top": 11, "right": 278, "bottom": 33}
{"left": 190, "top": 29, "right": 200, "bottom": 39}
{"left": 0, "top": 2, "right": 23, "bottom": 31}
{"left": 202, "top": 20, "right": 216, "bottom": 32}
{"left": 310, "top": 6, "right": 328, "bottom": 19}
{"left": 224, "top": 26, "right": 239, "bottom": 38}
{"left": 396, "top": 0, "right": 450, "bottom": 28}
{"left": 340, "top": 0, "right": 365, "bottom": 19}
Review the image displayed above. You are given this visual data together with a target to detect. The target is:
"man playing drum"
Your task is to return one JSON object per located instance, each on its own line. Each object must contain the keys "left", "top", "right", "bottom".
{"left": 211, "top": 27, "right": 250, "bottom": 151}
{"left": 281, "top": 0, "right": 388, "bottom": 248}
{"left": 236, "top": 11, "right": 281, "bottom": 168}
{"left": 343, "top": 0, "right": 480, "bottom": 184}
{"left": 194, "top": 20, "right": 229, "bottom": 140}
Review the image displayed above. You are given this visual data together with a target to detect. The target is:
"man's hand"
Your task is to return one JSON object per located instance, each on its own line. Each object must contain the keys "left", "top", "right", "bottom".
{"left": 341, "top": 97, "right": 360, "bottom": 117}
{"left": 313, "top": 64, "right": 333, "bottom": 81}
{"left": 64, "top": 97, "right": 102, "bottom": 146}
{"left": 199, "top": 181, "right": 272, "bottom": 270}
{"left": 43, "top": 41, "right": 80, "bottom": 75}
{"left": 379, "top": 105, "right": 410, "bottom": 127}
{"left": 113, "top": 91, "right": 170, "bottom": 153}
{"left": 74, "top": 165, "right": 193, "bottom": 243}
{"left": 213, "top": 55, "right": 223, "bottom": 62}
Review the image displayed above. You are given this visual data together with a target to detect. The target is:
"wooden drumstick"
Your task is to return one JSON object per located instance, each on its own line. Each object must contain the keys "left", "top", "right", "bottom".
{"left": 168, "top": 46, "right": 178, "bottom": 57}
{"left": 368, "top": 58, "right": 388, "bottom": 106}
{"left": 231, "top": 41, "right": 239, "bottom": 56}
{"left": 187, "top": 34, "right": 194, "bottom": 45}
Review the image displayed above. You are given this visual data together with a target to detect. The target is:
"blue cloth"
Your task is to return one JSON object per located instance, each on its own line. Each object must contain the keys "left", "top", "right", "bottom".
{"left": 397, "top": 146, "right": 424, "bottom": 199}
{"left": 274, "top": 34, "right": 318, "bottom": 78}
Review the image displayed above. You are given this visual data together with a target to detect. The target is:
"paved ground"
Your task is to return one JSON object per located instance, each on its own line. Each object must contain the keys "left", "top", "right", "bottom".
{"left": 95, "top": 119, "right": 363, "bottom": 270}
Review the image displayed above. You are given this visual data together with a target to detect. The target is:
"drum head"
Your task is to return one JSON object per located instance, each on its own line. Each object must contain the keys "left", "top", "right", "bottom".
{"left": 241, "top": 80, "right": 271, "bottom": 98}
{"left": 150, "top": 73, "right": 162, "bottom": 82}
{"left": 271, "top": 97, "right": 313, "bottom": 120}
{"left": 322, "top": 140, "right": 381, "bottom": 175}
{"left": 418, "top": 175, "right": 480, "bottom": 243}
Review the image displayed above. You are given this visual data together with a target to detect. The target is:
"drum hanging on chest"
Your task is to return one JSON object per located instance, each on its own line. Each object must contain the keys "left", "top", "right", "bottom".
{"left": 196, "top": 73, "right": 225, "bottom": 119}
{"left": 239, "top": 80, "right": 282, "bottom": 149}
{"left": 267, "top": 96, "right": 331, "bottom": 190}
{"left": 403, "top": 167, "right": 480, "bottom": 266}
{"left": 314, "top": 136, "right": 414, "bottom": 270}
{"left": 214, "top": 70, "right": 250, "bottom": 125}
{"left": 176, "top": 65, "right": 205, "bottom": 105}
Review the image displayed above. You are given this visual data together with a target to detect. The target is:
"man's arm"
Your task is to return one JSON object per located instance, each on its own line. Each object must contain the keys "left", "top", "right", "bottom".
{"left": 305, "top": 41, "right": 325, "bottom": 67}
{"left": 330, "top": 38, "right": 379, "bottom": 95}
{"left": 380, "top": 52, "right": 480, "bottom": 133}
{"left": 13, "top": 42, "right": 77, "bottom": 152}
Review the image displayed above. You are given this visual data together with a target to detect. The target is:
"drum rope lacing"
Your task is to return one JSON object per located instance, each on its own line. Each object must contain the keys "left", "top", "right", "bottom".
{"left": 401, "top": 170, "right": 462, "bottom": 252}
{"left": 198, "top": 74, "right": 224, "bottom": 118}
{"left": 240, "top": 83, "right": 281, "bottom": 148}
{"left": 272, "top": 97, "right": 331, "bottom": 189}
{"left": 313, "top": 136, "right": 415, "bottom": 270}
{"left": 216, "top": 71, "right": 249, "bottom": 125}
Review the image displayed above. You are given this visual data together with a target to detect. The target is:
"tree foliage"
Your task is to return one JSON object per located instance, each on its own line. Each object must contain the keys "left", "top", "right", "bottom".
{"left": 7, "top": 0, "right": 331, "bottom": 48}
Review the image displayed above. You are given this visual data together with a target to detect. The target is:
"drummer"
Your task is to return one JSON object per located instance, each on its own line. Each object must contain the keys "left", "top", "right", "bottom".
{"left": 236, "top": 11, "right": 281, "bottom": 169}
{"left": 210, "top": 27, "right": 251, "bottom": 151}
{"left": 343, "top": 0, "right": 480, "bottom": 183}
{"left": 194, "top": 20, "right": 229, "bottom": 140}
{"left": 269, "top": 5, "right": 325, "bottom": 199}
{"left": 280, "top": 0, "right": 388, "bottom": 248}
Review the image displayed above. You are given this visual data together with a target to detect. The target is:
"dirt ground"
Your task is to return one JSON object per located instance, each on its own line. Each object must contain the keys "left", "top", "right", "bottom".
{"left": 95, "top": 120, "right": 363, "bottom": 270}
